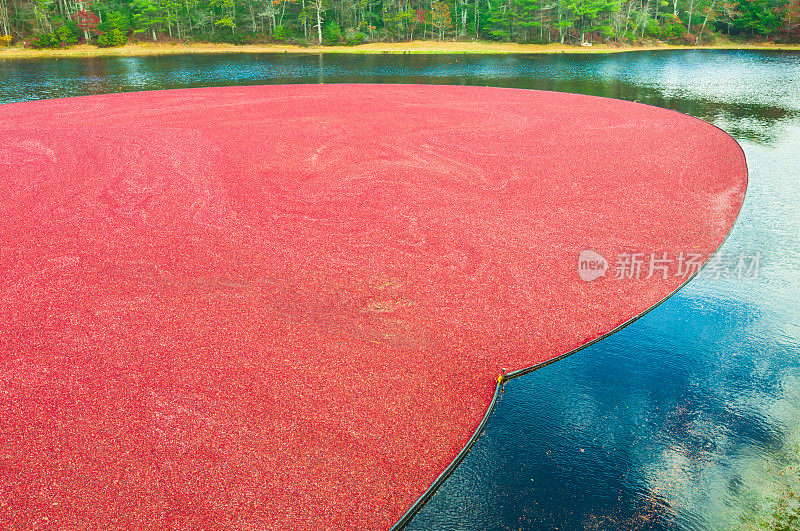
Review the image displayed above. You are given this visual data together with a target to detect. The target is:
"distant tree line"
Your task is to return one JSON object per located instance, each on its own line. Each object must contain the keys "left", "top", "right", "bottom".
{"left": 0, "top": 0, "right": 798, "bottom": 48}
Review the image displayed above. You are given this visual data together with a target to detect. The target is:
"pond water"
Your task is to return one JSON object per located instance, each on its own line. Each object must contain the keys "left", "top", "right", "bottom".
{"left": 2, "top": 50, "right": 799, "bottom": 529}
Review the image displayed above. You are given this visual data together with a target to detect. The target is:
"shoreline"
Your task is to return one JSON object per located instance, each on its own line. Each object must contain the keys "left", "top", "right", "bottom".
{"left": 2, "top": 40, "right": 800, "bottom": 59}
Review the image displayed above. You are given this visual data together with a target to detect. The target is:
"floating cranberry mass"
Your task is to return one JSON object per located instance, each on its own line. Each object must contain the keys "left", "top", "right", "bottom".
{"left": 0, "top": 85, "right": 747, "bottom": 529}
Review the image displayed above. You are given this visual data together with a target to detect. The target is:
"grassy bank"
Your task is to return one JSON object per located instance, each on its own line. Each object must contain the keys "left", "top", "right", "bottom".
{"left": 2, "top": 40, "right": 800, "bottom": 59}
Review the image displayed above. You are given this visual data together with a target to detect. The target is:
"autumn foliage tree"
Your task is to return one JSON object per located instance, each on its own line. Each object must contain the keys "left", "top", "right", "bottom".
{"left": 785, "top": 0, "right": 800, "bottom": 37}
{"left": 72, "top": 10, "right": 103, "bottom": 43}
{"left": 430, "top": 0, "right": 453, "bottom": 40}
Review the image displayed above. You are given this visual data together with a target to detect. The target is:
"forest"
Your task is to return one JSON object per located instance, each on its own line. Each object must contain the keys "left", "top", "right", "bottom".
{"left": 0, "top": 0, "right": 798, "bottom": 49}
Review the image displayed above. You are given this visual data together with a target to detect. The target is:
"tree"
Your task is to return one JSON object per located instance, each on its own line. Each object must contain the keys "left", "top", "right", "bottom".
{"left": 273, "top": 0, "right": 296, "bottom": 28}
{"left": 431, "top": 0, "right": 453, "bottom": 39}
{"left": 486, "top": 0, "right": 513, "bottom": 40}
{"left": 785, "top": 0, "right": 800, "bottom": 37}
{"left": 132, "top": 0, "right": 165, "bottom": 40}
{"left": 210, "top": 0, "right": 236, "bottom": 34}
{"left": 97, "top": 27, "right": 128, "bottom": 44}
{"left": 414, "top": 6, "right": 425, "bottom": 39}
{"left": 696, "top": 0, "right": 719, "bottom": 42}
{"left": 566, "top": 0, "right": 618, "bottom": 43}
{"left": 555, "top": 0, "right": 578, "bottom": 42}
{"left": 73, "top": 9, "right": 102, "bottom": 42}
{"left": 311, "top": 0, "right": 324, "bottom": 42}
{"left": 516, "top": 0, "right": 542, "bottom": 41}
{"left": 720, "top": 1, "right": 743, "bottom": 33}
{"left": 734, "top": 0, "right": 783, "bottom": 36}
{"left": 0, "top": 0, "right": 10, "bottom": 37}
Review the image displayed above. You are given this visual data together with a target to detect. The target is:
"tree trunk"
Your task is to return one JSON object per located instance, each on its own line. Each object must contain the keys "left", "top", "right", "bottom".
{"left": 186, "top": 1, "right": 193, "bottom": 32}
{"left": 0, "top": 0, "right": 10, "bottom": 36}
{"left": 476, "top": 0, "right": 480, "bottom": 38}
{"left": 540, "top": 5, "right": 544, "bottom": 40}
{"left": 697, "top": 0, "right": 717, "bottom": 43}
{"left": 316, "top": 0, "right": 323, "bottom": 43}
{"left": 302, "top": 0, "right": 307, "bottom": 39}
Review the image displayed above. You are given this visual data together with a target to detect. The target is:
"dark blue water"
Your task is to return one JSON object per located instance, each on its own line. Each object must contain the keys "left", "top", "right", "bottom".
{"left": 2, "top": 50, "right": 799, "bottom": 529}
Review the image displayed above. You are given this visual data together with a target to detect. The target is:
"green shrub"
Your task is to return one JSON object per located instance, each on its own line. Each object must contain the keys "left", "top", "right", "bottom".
{"left": 323, "top": 20, "right": 342, "bottom": 44}
{"left": 31, "top": 23, "right": 78, "bottom": 48}
{"left": 220, "top": 31, "right": 257, "bottom": 44}
{"left": 273, "top": 25, "right": 290, "bottom": 42}
{"left": 662, "top": 22, "right": 687, "bottom": 42}
{"left": 195, "top": 29, "right": 257, "bottom": 44}
{"left": 96, "top": 28, "right": 127, "bottom": 47}
{"left": 58, "top": 23, "right": 79, "bottom": 45}
{"left": 343, "top": 27, "right": 366, "bottom": 45}
{"left": 644, "top": 19, "right": 662, "bottom": 39}
{"left": 99, "top": 11, "right": 131, "bottom": 35}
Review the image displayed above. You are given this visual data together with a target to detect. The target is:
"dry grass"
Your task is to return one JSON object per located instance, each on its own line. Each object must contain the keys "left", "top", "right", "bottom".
{"left": 1, "top": 40, "right": 799, "bottom": 59}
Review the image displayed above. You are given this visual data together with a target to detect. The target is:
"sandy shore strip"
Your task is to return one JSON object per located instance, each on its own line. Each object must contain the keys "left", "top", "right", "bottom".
{"left": 2, "top": 40, "right": 799, "bottom": 59}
